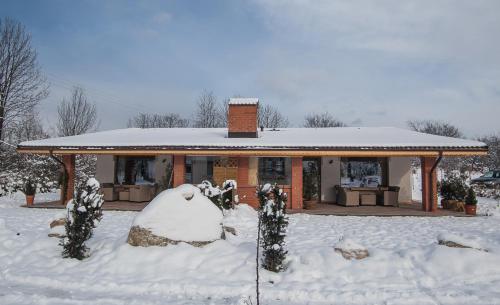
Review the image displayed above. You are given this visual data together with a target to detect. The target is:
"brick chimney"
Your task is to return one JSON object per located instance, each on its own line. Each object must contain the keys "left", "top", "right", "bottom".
{"left": 228, "top": 98, "right": 259, "bottom": 138}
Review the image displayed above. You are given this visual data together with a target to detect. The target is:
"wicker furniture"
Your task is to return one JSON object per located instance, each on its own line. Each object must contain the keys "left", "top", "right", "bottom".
{"left": 335, "top": 186, "right": 400, "bottom": 207}
{"left": 335, "top": 186, "right": 360, "bottom": 206}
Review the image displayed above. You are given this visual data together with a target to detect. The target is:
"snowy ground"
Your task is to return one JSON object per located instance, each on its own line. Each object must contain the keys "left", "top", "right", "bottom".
{"left": 1, "top": 191, "right": 500, "bottom": 305}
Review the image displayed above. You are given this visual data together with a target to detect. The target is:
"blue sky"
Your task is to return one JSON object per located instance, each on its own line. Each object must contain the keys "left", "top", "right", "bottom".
{"left": 3, "top": 0, "right": 500, "bottom": 136}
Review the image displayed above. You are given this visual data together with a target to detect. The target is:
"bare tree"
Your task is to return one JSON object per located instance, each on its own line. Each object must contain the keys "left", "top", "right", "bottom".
{"left": 303, "top": 112, "right": 347, "bottom": 128}
{"left": 193, "top": 90, "right": 225, "bottom": 128}
{"left": 407, "top": 120, "right": 462, "bottom": 138}
{"left": 5, "top": 109, "right": 47, "bottom": 144}
{"left": 258, "top": 104, "right": 289, "bottom": 128}
{"left": 57, "top": 86, "right": 98, "bottom": 136}
{"left": 127, "top": 112, "right": 189, "bottom": 128}
{"left": 0, "top": 18, "right": 48, "bottom": 142}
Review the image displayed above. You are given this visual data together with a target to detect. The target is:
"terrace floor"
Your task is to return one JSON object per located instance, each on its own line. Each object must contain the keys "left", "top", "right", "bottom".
{"left": 289, "top": 202, "right": 470, "bottom": 217}
{"left": 23, "top": 200, "right": 469, "bottom": 217}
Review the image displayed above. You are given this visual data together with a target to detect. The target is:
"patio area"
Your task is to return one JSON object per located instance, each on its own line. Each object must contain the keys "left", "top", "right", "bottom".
{"left": 22, "top": 200, "right": 148, "bottom": 211}
{"left": 22, "top": 200, "right": 469, "bottom": 216}
{"left": 289, "top": 202, "right": 469, "bottom": 217}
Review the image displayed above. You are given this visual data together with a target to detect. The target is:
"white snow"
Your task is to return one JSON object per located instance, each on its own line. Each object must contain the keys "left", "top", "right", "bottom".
{"left": 18, "top": 127, "right": 486, "bottom": 150}
{"left": 1, "top": 189, "right": 500, "bottom": 304}
{"left": 132, "top": 184, "right": 223, "bottom": 242}
{"left": 228, "top": 98, "right": 259, "bottom": 105}
{"left": 335, "top": 237, "right": 366, "bottom": 251}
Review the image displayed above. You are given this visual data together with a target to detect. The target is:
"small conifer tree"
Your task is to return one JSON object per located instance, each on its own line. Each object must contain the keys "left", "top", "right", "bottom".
{"left": 61, "top": 178, "right": 104, "bottom": 259}
{"left": 465, "top": 186, "right": 478, "bottom": 206}
{"left": 258, "top": 183, "right": 288, "bottom": 272}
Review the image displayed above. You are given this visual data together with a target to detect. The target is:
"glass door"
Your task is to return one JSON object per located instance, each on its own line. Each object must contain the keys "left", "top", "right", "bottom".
{"left": 303, "top": 158, "right": 321, "bottom": 202}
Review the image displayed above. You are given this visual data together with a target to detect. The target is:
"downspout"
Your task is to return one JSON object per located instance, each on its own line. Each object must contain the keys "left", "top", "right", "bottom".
{"left": 50, "top": 151, "right": 69, "bottom": 205}
{"left": 428, "top": 151, "right": 443, "bottom": 211}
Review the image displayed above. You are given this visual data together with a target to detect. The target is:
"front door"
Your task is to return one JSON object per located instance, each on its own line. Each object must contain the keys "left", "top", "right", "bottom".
{"left": 303, "top": 158, "right": 321, "bottom": 202}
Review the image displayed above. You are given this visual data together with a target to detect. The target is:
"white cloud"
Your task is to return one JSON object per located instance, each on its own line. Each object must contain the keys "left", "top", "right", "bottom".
{"left": 249, "top": 0, "right": 500, "bottom": 135}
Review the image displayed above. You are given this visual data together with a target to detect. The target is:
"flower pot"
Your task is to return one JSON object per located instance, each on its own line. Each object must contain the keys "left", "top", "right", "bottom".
{"left": 26, "top": 195, "right": 35, "bottom": 206}
{"left": 465, "top": 204, "right": 476, "bottom": 216}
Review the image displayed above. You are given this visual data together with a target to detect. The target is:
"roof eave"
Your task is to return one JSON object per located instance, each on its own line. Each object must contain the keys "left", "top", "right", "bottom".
{"left": 16, "top": 145, "right": 489, "bottom": 157}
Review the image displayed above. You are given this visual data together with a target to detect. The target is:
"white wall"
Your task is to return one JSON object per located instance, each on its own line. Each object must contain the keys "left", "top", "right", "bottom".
{"left": 388, "top": 157, "right": 413, "bottom": 203}
{"left": 95, "top": 155, "right": 115, "bottom": 184}
{"left": 320, "top": 157, "right": 341, "bottom": 203}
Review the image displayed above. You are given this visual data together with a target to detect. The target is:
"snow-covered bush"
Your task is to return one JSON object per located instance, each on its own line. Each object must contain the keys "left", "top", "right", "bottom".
{"left": 258, "top": 183, "right": 288, "bottom": 272}
{"left": 61, "top": 178, "right": 104, "bottom": 260}
{"left": 75, "top": 154, "right": 97, "bottom": 189}
{"left": 198, "top": 180, "right": 238, "bottom": 210}
{"left": 0, "top": 147, "right": 59, "bottom": 197}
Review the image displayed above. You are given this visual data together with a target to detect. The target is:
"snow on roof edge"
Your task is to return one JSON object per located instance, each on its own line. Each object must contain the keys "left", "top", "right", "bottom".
{"left": 17, "top": 127, "right": 488, "bottom": 151}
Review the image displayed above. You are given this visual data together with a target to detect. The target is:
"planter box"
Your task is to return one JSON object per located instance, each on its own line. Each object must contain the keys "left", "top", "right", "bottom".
{"left": 441, "top": 199, "right": 465, "bottom": 212}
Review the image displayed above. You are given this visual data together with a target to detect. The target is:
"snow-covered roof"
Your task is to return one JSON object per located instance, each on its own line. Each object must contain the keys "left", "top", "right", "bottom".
{"left": 228, "top": 98, "right": 259, "bottom": 105}
{"left": 18, "top": 127, "right": 487, "bottom": 152}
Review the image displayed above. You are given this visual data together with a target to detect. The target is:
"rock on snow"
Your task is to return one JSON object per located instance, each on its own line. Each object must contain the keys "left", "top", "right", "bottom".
{"left": 127, "top": 184, "right": 224, "bottom": 247}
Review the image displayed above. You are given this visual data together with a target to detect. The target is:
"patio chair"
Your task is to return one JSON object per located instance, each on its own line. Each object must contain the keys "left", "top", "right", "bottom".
{"left": 101, "top": 183, "right": 118, "bottom": 201}
{"left": 382, "top": 186, "right": 400, "bottom": 207}
{"left": 335, "top": 186, "right": 360, "bottom": 206}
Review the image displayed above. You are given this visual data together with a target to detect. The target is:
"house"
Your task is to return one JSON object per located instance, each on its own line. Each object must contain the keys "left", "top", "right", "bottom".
{"left": 17, "top": 98, "right": 487, "bottom": 211}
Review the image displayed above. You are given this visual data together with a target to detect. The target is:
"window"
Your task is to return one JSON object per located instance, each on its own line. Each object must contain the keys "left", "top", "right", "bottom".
{"left": 340, "top": 157, "right": 387, "bottom": 187}
{"left": 115, "top": 156, "right": 155, "bottom": 185}
{"left": 258, "top": 157, "right": 291, "bottom": 185}
{"left": 185, "top": 156, "right": 215, "bottom": 184}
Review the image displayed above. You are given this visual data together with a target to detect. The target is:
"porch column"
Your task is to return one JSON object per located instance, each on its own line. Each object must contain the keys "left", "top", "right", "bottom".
{"left": 62, "top": 154, "right": 75, "bottom": 205}
{"left": 291, "top": 157, "right": 303, "bottom": 209}
{"left": 172, "top": 155, "right": 186, "bottom": 187}
{"left": 421, "top": 156, "right": 438, "bottom": 212}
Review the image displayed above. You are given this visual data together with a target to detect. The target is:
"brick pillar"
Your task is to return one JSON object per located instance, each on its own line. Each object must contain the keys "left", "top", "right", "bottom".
{"left": 421, "top": 156, "right": 438, "bottom": 212}
{"left": 291, "top": 157, "right": 303, "bottom": 209}
{"left": 62, "top": 154, "right": 75, "bottom": 205}
{"left": 173, "top": 155, "right": 186, "bottom": 187}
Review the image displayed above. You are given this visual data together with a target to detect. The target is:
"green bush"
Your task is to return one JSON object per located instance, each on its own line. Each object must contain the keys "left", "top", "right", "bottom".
{"left": 465, "top": 187, "right": 478, "bottom": 206}
{"left": 440, "top": 174, "right": 467, "bottom": 201}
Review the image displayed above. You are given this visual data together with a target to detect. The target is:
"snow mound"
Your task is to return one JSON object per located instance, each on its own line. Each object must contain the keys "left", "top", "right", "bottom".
{"left": 131, "top": 184, "right": 223, "bottom": 242}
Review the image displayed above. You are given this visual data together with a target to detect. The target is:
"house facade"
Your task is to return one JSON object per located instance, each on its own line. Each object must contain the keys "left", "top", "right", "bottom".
{"left": 17, "top": 98, "right": 488, "bottom": 211}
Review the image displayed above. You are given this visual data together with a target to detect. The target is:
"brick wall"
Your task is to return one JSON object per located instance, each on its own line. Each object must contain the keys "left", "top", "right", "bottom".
{"left": 228, "top": 104, "right": 258, "bottom": 137}
{"left": 173, "top": 155, "right": 186, "bottom": 187}
{"left": 63, "top": 154, "right": 75, "bottom": 204}
{"left": 291, "top": 157, "right": 303, "bottom": 209}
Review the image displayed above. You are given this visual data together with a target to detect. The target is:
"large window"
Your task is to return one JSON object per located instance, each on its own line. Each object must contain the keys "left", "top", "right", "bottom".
{"left": 258, "top": 157, "right": 291, "bottom": 185}
{"left": 340, "top": 157, "right": 387, "bottom": 187}
{"left": 116, "top": 156, "right": 155, "bottom": 185}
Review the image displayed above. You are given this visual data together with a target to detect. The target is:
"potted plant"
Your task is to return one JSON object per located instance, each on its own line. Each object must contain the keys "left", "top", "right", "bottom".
{"left": 23, "top": 178, "right": 36, "bottom": 205}
{"left": 439, "top": 174, "right": 467, "bottom": 211}
{"left": 464, "top": 186, "right": 477, "bottom": 216}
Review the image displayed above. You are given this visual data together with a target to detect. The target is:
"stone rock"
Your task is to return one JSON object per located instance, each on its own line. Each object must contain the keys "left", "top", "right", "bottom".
{"left": 438, "top": 239, "right": 488, "bottom": 252}
{"left": 334, "top": 248, "right": 370, "bottom": 260}
{"left": 50, "top": 218, "right": 66, "bottom": 228}
{"left": 127, "top": 226, "right": 224, "bottom": 247}
{"left": 48, "top": 218, "right": 66, "bottom": 238}
{"left": 224, "top": 226, "right": 237, "bottom": 236}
